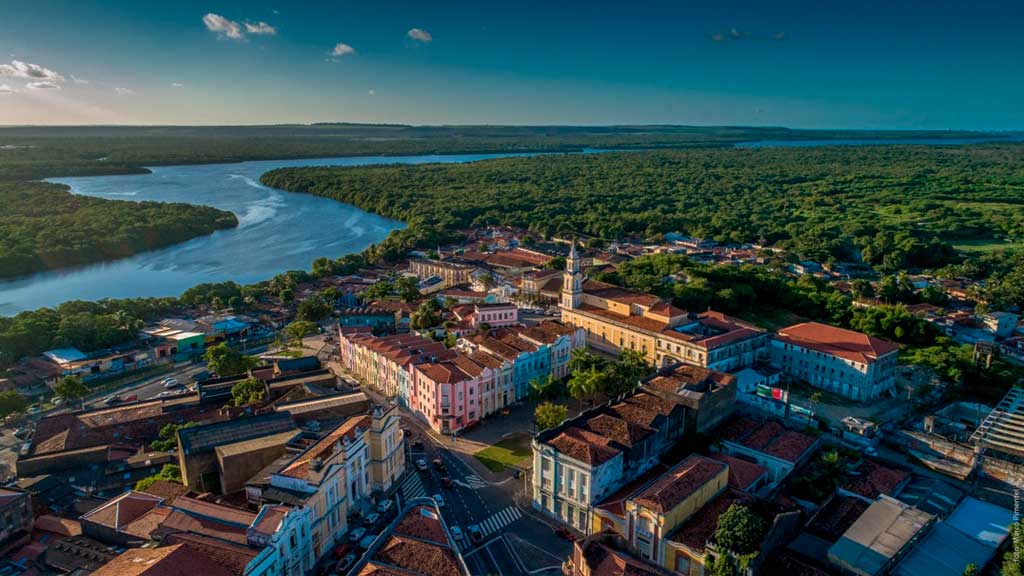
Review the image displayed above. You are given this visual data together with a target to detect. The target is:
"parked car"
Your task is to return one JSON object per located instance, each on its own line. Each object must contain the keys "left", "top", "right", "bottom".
{"left": 433, "top": 494, "right": 445, "bottom": 508}
{"left": 554, "top": 526, "right": 576, "bottom": 542}
{"left": 450, "top": 526, "right": 463, "bottom": 541}
{"left": 432, "top": 458, "right": 446, "bottom": 472}
{"left": 347, "top": 527, "right": 366, "bottom": 542}
{"left": 415, "top": 458, "right": 428, "bottom": 471}
{"left": 364, "top": 512, "right": 380, "bottom": 525}
{"left": 377, "top": 499, "right": 393, "bottom": 514}
{"left": 103, "top": 395, "right": 122, "bottom": 406}
{"left": 469, "top": 525, "right": 483, "bottom": 544}
{"left": 336, "top": 553, "right": 357, "bottom": 573}
{"left": 12, "top": 428, "right": 29, "bottom": 440}
{"left": 358, "top": 534, "right": 376, "bottom": 549}
{"left": 331, "top": 543, "right": 353, "bottom": 560}
{"left": 441, "top": 477, "right": 454, "bottom": 489}
{"left": 162, "top": 378, "right": 181, "bottom": 389}
{"left": 52, "top": 396, "right": 65, "bottom": 406}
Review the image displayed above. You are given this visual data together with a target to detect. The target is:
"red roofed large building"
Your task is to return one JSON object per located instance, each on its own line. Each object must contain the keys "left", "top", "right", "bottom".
{"left": 772, "top": 321, "right": 899, "bottom": 401}
{"left": 558, "top": 244, "right": 768, "bottom": 370}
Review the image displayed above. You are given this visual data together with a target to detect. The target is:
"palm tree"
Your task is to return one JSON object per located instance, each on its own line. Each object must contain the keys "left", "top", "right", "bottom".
{"left": 529, "top": 375, "right": 561, "bottom": 402}
{"left": 567, "top": 369, "right": 594, "bottom": 411}
{"left": 569, "top": 348, "right": 601, "bottom": 373}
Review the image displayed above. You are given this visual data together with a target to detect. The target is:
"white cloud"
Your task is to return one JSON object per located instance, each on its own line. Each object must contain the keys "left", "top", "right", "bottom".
{"left": 114, "top": 87, "right": 134, "bottom": 95}
{"left": 26, "top": 81, "right": 60, "bottom": 90}
{"left": 171, "top": 82, "right": 185, "bottom": 88}
{"left": 407, "top": 28, "right": 432, "bottom": 43}
{"left": 368, "top": 89, "right": 375, "bottom": 95}
{"left": 245, "top": 21, "right": 277, "bottom": 35}
{"left": 70, "top": 75, "right": 89, "bottom": 84}
{"left": 331, "top": 43, "right": 355, "bottom": 57}
{"left": 0, "top": 60, "right": 64, "bottom": 81}
{"left": 203, "top": 13, "right": 244, "bottom": 39}
{"left": 0, "top": 84, "right": 14, "bottom": 94}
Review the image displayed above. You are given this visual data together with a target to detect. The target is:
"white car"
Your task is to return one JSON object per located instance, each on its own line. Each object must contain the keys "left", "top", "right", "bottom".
{"left": 415, "top": 458, "right": 428, "bottom": 471}
{"left": 433, "top": 494, "right": 445, "bottom": 508}
{"left": 377, "top": 499, "right": 393, "bottom": 514}
{"left": 163, "top": 378, "right": 180, "bottom": 389}
{"left": 348, "top": 527, "right": 366, "bottom": 542}
{"left": 364, "top": 512, "right": 380, "bottom": 525}
{"left": 450, "top": 526, "right": 463, "bottom": 541}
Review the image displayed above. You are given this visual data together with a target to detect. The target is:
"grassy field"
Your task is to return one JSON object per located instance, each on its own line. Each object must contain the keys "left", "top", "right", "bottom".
{"left": 474, "top": 434, "right": 533, "bottom": 472}
{"left": 952, "top": 239, "right": 1024, "bottom": 253}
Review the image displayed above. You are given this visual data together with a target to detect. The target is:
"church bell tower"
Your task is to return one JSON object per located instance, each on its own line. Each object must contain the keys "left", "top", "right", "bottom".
{"left": 561, "top": 241, "right": 582, "bottom": 310}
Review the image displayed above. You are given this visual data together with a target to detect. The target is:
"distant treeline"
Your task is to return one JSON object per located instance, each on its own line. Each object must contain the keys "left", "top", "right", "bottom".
{"left": 261, "top": 144, "right": 1024, "bottom": 271}
{"left": 0, "top": 181, "right": 238, "bottom": 279}
{"left": 0, "top": 124, "right": 997, "bottom": 181}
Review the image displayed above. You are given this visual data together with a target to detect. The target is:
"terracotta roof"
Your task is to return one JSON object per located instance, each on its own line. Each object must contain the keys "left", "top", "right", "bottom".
{"left": 155, "top": 509, "right": 249, "bottom": 545}
{"left": 583, "top": 413, "right": 655, "bottom": 448}
{"left": 580, "top": 539, "right": 675, "bottom": 576}
{"left": 139, "top": 480, "right": 188, "bottom": 505}
{"left": 517, "top": 321, "right": 577, "bottom": 345}
{"left": 632, "top": 455, "right": 726, "bottom": 513}
{"left": 576, "top": 304, "right": 669, "bottom": 333}
{"left": 252, "top": 505, "right": 290, "bottom": 535}
{"left": 415, "top": 362, "right": 474, "bottom": 384}
{"left": 164, "top": 533, "right": 258, "bottom": 575}
{"left": 719, "top": 417, "right": 818, "bottom": 464}
{"left": 807, "top": 495, "right": 870, "bottom": 541}
{"left": 34, "top": 514, "right": 82, "bottom": 537}
{"left": 81, "top": 491, "right": 163, "bottom": 530}
{"left": 392, "top": 505, "right": 449, "bottom": 545}
{"left": 647, "top": 302, "right": 687, "bottom": 318}
{"left": 595, "top": 464, "right": 670, "bottom": 518}
{"left": 645, "top": 365, "right": 735, "bottom": 395}
{"left": 121, "top": 507, "right": 171, "bottom": 540}
{"left": 371, "top": 535, "right": 463, "bottom": 576}
{"left": 842, "top": 460, "right": 910, "bottom": 500}
{"left": 667, "top": 488, "right": 747, "bottom": 551}
{"left": 547, "top": 427, "right": 621, "bottom": 466}
{"left": 711, "top": 455, "right": 768, "bottom": 492}
{"left": 280, "top": 414, "right": 372, "bottom": 480}
{"left": 172, "top": 496, "right": 256, "bottom": 527}
{"left": 582, "top": 280, "right": 662, "bottom": 307}
{"left": 775, "top": 321, "right": 899, "bottom": 364}
{"left": 468, "top": 350, "right": 505, "bottom": 370}
{"left": 91, "top": 544, "right": 235, "bottom": 576}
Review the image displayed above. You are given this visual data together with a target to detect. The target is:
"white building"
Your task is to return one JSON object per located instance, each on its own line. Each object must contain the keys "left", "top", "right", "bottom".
{"left": 772, "top": 322, "right": 899, "bottom": 401}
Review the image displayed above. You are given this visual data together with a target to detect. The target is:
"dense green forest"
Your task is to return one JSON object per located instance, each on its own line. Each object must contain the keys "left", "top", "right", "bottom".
{"left": 262, "top": 144, "right": 1024, "bottom": 270}
{"left": 0, "top": 124, "right": 995, "bottom": 180}
{"left": 0, "top": 181, "right": 238, "bottom": 278}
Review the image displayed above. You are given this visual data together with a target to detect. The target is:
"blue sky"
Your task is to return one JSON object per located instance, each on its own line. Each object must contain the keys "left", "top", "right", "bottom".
{"left": 1, "top": 0, "right": 1022, "bottom": 128}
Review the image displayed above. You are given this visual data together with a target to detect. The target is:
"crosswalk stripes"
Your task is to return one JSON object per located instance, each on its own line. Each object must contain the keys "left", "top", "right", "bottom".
{"left": 463, "top": 474, "right": 487, "bottom": 489}
{"left": 399, "top": 471, "right": 426, "bottom": 501}
{"left": 477, "top": 506, "right": 522, "bottom": 537}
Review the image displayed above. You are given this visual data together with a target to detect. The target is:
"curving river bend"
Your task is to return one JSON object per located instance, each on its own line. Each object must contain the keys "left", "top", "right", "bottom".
{"left": 2, "top": 136, "right": 1017, "bottom": 315}
{"left": 0, "top": 152, "right": 545, "bottom": 315}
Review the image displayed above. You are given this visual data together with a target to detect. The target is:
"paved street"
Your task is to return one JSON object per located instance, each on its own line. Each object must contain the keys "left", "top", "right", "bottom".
{"left": 394, "top": 416, "right": 570, "bottom": 575}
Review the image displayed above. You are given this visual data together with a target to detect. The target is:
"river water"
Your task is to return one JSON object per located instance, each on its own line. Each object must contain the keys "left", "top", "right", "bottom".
{"left": 0, "top": 152, "right": 543, "bottom": 315}
{"left": 2, "top": 136, "right": 1019, "bottom": 315}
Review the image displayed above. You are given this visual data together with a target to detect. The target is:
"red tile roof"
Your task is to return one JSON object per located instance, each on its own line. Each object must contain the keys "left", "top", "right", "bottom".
{"left": 775, "top": 322, "right": 899, "bottom": 364}
{"left": 281, "top": 414, "right": 372, "bottom": 480}
{"left": 580, "top": 540, "right": 675, "bottom": 576}
{"left": 711, "top": 455, "right": 769, "bottom": 492}
{"left": 165, "top": 533, "right": 259, "bottom": 575}
{"left": 595, "top": 464, "right": 670, "bottom": 519}
{"left": 584, "top": 413, "right": 655, "bottom": 448}
{"left": 719, "top": 417, "right": 818, "bottom": 464}
{"left": 155, "top": 510, "right": 249, "bottom": 545}
{"left": 91, "top": 544, "right": 235, "bottom": 576}
{"left": 393, "top": 505, "right": 449, "bottom": 545}
{"left": 667, "top": 488, "right": 747, "bottom": 551}
{"left": 842, "top": 459, "right": 910, "bottom": 500}
{"left": 371, "top": 535, "right": 463, "bottom": 576}
{"left": 632, "top": 455, "right": 726, "bottom": 513}
{"left": 547, "top": 427, "right": 621, "bottom": 466}
{"left": 81, "top": 491, "right": 163, "bottom": 530}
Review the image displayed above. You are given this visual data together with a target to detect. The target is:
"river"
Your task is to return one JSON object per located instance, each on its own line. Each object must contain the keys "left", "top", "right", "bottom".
{"left": 1, "top": 136, "right": 1019, "bottom": 315}
{"left": 0, "top": 152, "right": 545, "bottom": 315}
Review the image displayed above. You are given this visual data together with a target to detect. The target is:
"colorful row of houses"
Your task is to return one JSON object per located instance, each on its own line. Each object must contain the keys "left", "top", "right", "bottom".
{"left": 337, "top": 321, "right": 585, "bottom": 434}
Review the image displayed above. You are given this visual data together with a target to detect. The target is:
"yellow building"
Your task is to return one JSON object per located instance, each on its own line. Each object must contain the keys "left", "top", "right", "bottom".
{"left": 559, "top": 244, "right": 769, "bottom": 371}
{"left": 590, "top": 455, "right": 728, "bottom": 570}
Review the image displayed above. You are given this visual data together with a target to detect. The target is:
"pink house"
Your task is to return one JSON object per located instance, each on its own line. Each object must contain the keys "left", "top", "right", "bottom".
{"left": 411, "top": 357, "right": 490, "bottom": 434}
{"left": 472, "top": 303, "right": 519, "bottom": 328}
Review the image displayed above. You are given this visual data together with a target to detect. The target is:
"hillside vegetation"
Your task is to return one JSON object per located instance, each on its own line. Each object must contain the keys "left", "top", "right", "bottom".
{"left": 262, "top": 144, "right": 1024, "bottom": 270}
{"left": 0, "top": 181, "right": 238, "bottom": 278}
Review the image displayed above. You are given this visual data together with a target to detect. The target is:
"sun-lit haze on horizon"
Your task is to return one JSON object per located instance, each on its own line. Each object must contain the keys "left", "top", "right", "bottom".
{"left": 1, "top": 0, "right": 1023, "bottom": 129}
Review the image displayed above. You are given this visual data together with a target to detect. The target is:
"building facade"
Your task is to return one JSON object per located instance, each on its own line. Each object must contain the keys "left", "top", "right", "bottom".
{"left": 772, "top": 322, "right": 899, "bottom": 401}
